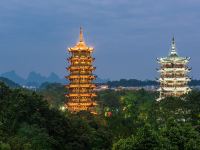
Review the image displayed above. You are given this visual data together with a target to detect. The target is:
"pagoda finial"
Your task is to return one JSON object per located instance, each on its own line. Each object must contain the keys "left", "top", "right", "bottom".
{"left": 79, "top": 27, "right": 84, "bottom": 42}
{"left": 170, "top": 36, "right": 178, "bottom": 56}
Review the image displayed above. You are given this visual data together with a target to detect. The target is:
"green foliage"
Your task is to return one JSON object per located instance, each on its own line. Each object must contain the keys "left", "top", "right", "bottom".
{"left": 185, "top": 90, "right": 200, "bottom": 125}
{"left": 160, "top": 118, "right": 200, "bottom": 150}
{"left": 0, "top": 83, "right": 111, "bottom": 150}
{"left": 8, "top": 123, "right": 53, "bottom": 150}
{"left": 107, "top": 79, "right": 158, "bottom": 87}
{"left": 112, "top": 124, "right": 162, "bottom": 150}
{"left": 107, "top": 79, "right": 200, "bottom": 87}
{"left": 0, "top": 78, "right": 20, "bottom": 88}
{"left": 38, "top": 83, "right": 66, "bottom": 108}
{"left": 100, "top": 89, "right": 156, "bottom": 139}
{"left": 149, "top": 91, "right": 200, "bottom": 128}
{"left": 98, "top": 90, "right": 121, "bottom": 109}
{"left": 1, "top": 82, "right": 200, "bottom": 149}
{"left": 113, "top": 119, "right": 200, "bottom": 150}
{"left": 0, "top": 141, "right": 11, "bottom": 150}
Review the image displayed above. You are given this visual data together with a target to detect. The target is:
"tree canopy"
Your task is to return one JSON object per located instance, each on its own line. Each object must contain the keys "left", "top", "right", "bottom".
{"left": 0, "top": 81, "right": 200, "bottom": 150}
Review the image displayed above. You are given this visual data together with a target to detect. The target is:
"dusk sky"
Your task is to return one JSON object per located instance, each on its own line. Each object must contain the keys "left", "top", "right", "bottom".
{"left": 0, "top": 0, "right": 200, "bottom": 80}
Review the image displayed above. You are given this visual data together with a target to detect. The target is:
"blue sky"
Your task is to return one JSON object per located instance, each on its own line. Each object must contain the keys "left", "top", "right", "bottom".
{"left": 0, "top": 0, "right": 200, "bottom": 80}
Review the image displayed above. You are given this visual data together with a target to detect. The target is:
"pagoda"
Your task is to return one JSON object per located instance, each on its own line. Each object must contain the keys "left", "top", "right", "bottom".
{"left": 157, "top": 37, "right": 191, "bottom": 101}
{"left": 65, "top": 28, "right": 97, "bottom": 113}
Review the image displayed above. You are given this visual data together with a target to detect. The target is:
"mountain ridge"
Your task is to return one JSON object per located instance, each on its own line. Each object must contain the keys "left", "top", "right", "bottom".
{"left": 0, "top": 77, "right": 21, "bottom": 88}
{"left": 0, "top": 71, "right": 108, "bottom": 87}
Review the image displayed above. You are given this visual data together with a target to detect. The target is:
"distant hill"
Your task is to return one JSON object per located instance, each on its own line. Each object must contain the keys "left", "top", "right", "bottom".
{"left": 27, "top": 71, "right": 47, "bottom": 83}
{"left": 47, "top": 72, "right": 65, "bottom": 83}
{"left": 1, "top": 71, "right": 25, "bottom": 84}
{"left": 1, "top": 71, "right": 200, "bottom": 88}
{"left": 0, "top": 77, "right": 21, "bottom": 88}
{"left": 0, "top": 71, "right": 108, "bottom": 87}
{"left": 0, "top": 71, "right": 65, "bottom": 87}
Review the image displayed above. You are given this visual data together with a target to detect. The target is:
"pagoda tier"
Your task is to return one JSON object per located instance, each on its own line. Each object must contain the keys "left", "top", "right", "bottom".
{"left": 67, "top": 66, "right": 96, "bottom": 71}
{"left": 65, "top": 28, "right": 97, "bottom": 113}
{"left": 67, "top": 75, "right": 96, "bottom": 80}
{"left": 68, "top": 56, "right": 94, "bottom": 62}
{"left": 158, "top": 68, "right": 191, "bottom": 73}
{"left": 158, "top": 77, "right": 191, "bottom": 82}
{"left": 66, "top": 84, "right": 96, "bottom": 88}
{"left": 157, "top": 37, "right": 191, "bottom": 101}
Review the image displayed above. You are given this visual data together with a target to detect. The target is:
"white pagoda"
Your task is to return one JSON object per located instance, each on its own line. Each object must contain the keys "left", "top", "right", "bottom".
{"left": 157, "top": 37, "right": 191, "bottom": 101}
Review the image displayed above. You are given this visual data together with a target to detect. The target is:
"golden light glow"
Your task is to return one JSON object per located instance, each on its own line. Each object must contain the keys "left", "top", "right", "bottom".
{"left": 65, "top": 28, "right": 97, "bottom": 113}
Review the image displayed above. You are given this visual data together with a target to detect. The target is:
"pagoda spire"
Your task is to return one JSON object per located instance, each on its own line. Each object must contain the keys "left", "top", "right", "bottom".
{"left": 157, "top": 37, "right": 191, "bottom": 101}
{"left": 170, "top": 36, "right": 178, "bottom": 56}
{"left": 66, "top": 28, "right": 97, "bottom": 114}
{"left": 79, "top": 27, "right": 84, "bottom": 42}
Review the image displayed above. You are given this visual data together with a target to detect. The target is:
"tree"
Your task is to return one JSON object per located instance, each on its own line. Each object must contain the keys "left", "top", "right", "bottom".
{"left": 112, "top": 124, "right": 162, "bottom": 150}
{"left": 148, "top": 96, "right": 188, "bottom": 128}
{"left": 38, "top": 83, "right": 66, "bottom": 108}
{"left": 8, "top": 123, "right": 53, "bottom": 150}
{"left": 0, "top": 141, "right": 11, "bottom": 150}
{"left": 185, "top": 90, "right": 200, "bottom": 125}
{"left": 161, "top": 118, "right": 200, "bottom": 150}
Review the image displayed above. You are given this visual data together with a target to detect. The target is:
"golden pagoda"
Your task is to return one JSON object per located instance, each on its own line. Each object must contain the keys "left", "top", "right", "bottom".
{"left": 65, "top": 28, "right": 97, "bottom": 113}
{"left": 157, "top": 37, "right": 191, "bottom": 101}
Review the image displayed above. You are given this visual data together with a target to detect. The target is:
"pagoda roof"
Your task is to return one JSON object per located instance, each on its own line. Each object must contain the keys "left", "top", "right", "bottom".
{"left": 159, "top": 56, "right": 189, "bottom": 62}
{"left": 158, "top": 37, "right": 190, "bottom": 62}
{"left": 68, "top": 27, "right": 94, "bottom": 52}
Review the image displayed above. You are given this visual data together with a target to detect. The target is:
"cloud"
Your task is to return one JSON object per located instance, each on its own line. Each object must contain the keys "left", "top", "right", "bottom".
{"left": 0, "top": 0, "right": 200, "bottom": 79}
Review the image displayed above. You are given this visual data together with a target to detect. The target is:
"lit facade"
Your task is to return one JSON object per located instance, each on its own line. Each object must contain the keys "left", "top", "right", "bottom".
{"left": 66, "top": 28, "right": 97, "bottom": 113}
{"left": 157, "top": 37, "right": 191, "bottom": 101}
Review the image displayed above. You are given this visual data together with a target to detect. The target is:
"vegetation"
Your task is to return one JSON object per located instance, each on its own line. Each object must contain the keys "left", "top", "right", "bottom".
{"left": 38, "top": 82, "right": 66, "bottom": 108}
{"left": 0, "top": 77, "right": 20, "bottom": 88}
{"left": 0, "top": 81, "right": 200, "bottom": 149}
{"left": 107, "top": 79, "right": 200, "bottom": 87}
{"left": 107, "top": 79, "right": 158, "bottom": 87}
{"left": 0, "top": 82, "right": 112, "bottom": 150}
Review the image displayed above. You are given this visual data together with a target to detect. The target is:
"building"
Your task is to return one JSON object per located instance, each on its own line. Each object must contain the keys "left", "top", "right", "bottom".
{"left": 65, "top": 28, "right": 97, "bottom": 113}
{"left": 95, "top": 84, "right": 109, "bottom": 91}
{"left": 157, "top": 37, "right": 191, "bottom": 101}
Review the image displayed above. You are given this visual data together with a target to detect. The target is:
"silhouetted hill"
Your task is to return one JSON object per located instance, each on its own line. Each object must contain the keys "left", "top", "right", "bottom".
{"left": 3, "top": 71, "right": 199, "bottom": 88}
{"left": 0, "top": 77, "right": 20, "bottom": 88}
{"left": 27, "top": 72, "right": 46, "bottom": 83}
{"left": 1, "top": 71, "right": 25, "bottom": 84}
{"left": 0, "top": 71, "right": 65, "bottom": 87}
{"left": 0, "top": 71, "right": 109, "bottom": 87}
{"left": 47, "top": 72, "right": 62, "bottom": 82}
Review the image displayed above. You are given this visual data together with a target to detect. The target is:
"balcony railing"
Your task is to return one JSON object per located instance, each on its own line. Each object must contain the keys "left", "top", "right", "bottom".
{"left": 69, "top": 72, "right": 93, "bottom": 75}
{"left": 161, "top": 85, "right": 187, "bottom": 88}
{"left": 161, "top": 75, "right": 186, "bottom": 78}
{"left": 161, "top": 64, "right": 185, "bottom": 68}
{"left": 160, "top": 66, "right": 189, "bottom": 69}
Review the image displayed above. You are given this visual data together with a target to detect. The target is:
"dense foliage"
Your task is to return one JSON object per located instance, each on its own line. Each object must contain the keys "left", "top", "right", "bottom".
{"left": 38, "top": 82, "right": 66, "bottom": 107}
{"left": 0, "top": 82, "right": 112, "bottom": 150}
{"left": 107, "top": 79, "right": 158, "bottom": 87}
{"left": 0, "top": 81, "right": 200, "bottom": 149}
{"left": 107, "top": 79, "right": 200, "bottom": 87}
{"left": 0, "top": 77, "right": 20, "bottom": 88}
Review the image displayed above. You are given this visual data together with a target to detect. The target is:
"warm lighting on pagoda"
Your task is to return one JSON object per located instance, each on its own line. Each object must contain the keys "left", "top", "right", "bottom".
{"left": 65, "top": 27, "right": 97, "bottom": 113}
{"left": 157, "top": 37, "right": 191, "bottom": 101}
